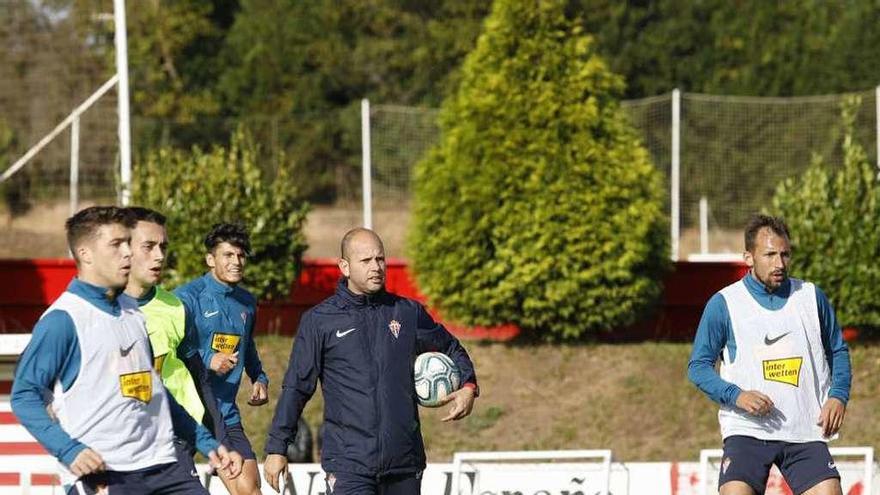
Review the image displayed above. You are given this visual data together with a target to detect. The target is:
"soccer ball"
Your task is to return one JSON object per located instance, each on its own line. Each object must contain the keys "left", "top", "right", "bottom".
{"left": 414, "top": 352, "right": 461, "bottom": 407}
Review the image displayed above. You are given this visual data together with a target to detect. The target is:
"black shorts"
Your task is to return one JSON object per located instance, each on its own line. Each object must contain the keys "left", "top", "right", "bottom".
{"left": 719, "top": 435, "right": 840, "bottom": 495}
{"left": 324, "top": 471, "right": 421, "bottom": 495}
{"left": 174, "top": 437, "right": 198, "bottom": 475}
{"left": 221, "top": 422, "right": 256, "bottom": 461}
{"left": 68, "top": 461, "right": 206, "bottom": 495}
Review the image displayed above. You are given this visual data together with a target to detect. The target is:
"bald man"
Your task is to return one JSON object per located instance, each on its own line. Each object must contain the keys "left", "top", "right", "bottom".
{"left": 263, "top": 228, "right": 479, "bottom": 494}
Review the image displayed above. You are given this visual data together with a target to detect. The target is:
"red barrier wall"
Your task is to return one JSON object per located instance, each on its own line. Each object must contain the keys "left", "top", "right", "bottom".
{"left": 0, "top": 258, "right": 747, "bottom": 341}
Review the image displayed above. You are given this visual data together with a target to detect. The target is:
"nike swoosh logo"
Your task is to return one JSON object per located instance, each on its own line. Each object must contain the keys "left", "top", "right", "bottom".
{"left": 336, "top": 328, "right": 357, "bottom": 338}
{"left": 120, "top": 342, "right": 136, "bottom": 357}
{"left": 204, "top": 310, "right": 220, "bottom": 318}
{"left": 764, "top": 331, "right": 791, "bottom": 346}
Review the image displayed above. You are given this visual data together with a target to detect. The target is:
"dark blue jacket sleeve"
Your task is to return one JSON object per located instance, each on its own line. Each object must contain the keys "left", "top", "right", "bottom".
{"left": 179, "top": 305, "right": 227, "bottom": 441}
{"left": 244, "top": 311, "right": 268, "bottom": 385}
{"left": 687, "top": 293, "right": 742, "bottom": 407}
{"left": 174, "top": 288, "right": 216, "bottom": 371}
{"left": 10, "top": 310, "right": 86, "bottom": 466}
{"left": 165, "top": 387, "right": 219, "bottom": 456}
{"left": 414, "top": 303, "right": 477, "bottom": 388}
{"left": 265, "top": 312, "right": 321, "bottom": 455}
{"left": 815, "top": 287, "right": 852, "bottom": 404}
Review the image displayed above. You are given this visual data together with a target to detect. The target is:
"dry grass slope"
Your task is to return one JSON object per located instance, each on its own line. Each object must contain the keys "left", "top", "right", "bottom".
{"left": 0, "top": 203, "right": 411, "bottom": 259}
{"left": 241, "top": 336, "right": 880, "bottom": 463}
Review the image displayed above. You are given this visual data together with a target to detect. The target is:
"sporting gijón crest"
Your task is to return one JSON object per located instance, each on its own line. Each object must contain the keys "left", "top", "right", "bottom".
{"left": 389, "top": 319, "right": 401, "bottom": 339}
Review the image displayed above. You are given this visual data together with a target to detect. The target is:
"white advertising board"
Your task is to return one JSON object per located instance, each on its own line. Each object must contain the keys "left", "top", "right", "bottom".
{"left": 198, "top": 461, "right": 877, "bottom": 495}
{"left": 1, "top": 459, "right": 874, "bottom": 494}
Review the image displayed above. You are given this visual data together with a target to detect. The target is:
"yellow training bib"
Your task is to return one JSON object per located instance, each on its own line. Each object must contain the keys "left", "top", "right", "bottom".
{"left": 762, "top": 357, "right": 803, "bottom": 387}
{"left": 119, "top": 371, "right": 152, "bottom": 403}
{"left": 211, "top": 332, "right": 241, "bottom": 353}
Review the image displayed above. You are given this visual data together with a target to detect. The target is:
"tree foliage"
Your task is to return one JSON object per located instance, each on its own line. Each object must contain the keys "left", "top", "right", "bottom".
{"left": 216, "top": 0, "right": 490, "bottom": 200}
{"left": 772, "top": 96, "right": 880, "bottom": 329}
{"left": 132, "top": 129, "right": 310, "bottom": 301}
{"left": 578, "top": 0, "right": 880, "bottom": 98}
{"left": 409, "top": 0, "right": 669, "bottom": 340}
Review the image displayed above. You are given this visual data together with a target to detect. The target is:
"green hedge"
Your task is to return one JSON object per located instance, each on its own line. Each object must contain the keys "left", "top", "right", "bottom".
{"left": 772, "top": 96, "right": 880, "bottom": 328}
{"left": 409, "top": 0, "right": 669, "bottom": 340}
{"left": 132, "top": 129, "right": 309, "bottom": 301}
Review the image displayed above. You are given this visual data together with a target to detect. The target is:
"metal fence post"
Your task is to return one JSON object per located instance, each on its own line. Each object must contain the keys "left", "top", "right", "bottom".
{"left": 875, "top": 85, "right": 879, "bottom": 175}
{"left": 671, "top": 89, "right": 681, "bottom": 261}
{"left": 114, "top": 0, "right": 132, "bottom": 206}
{"left": 699, "top": 196, "right": 708, "bottom": 255}
{"left": 70, "top": 116, "right": 80, "bottom": 216}
{"left": 361, "top": 98, "right": 373, "bottom": 229}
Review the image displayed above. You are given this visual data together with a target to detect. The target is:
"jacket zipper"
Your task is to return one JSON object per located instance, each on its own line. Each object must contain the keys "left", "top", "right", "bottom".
{"left": 373, "top": 304, "right": 385, "bottom": 478}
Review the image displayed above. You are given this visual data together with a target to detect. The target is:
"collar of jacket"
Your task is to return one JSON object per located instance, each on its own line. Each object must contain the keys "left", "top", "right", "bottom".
{"left": 68, "top": 278, "right": 122, "bottom": 316}
{"left": 335, "top": 277, "right": 389, "bottom": 307}
{"left": 133, "top": 285, "right": 157, "bottom": 307}
{"left": 743, "top": 271, "right": 791, "bottom": 298}
{"left": 203, "top": 272, "right": 236, "bottom": 295}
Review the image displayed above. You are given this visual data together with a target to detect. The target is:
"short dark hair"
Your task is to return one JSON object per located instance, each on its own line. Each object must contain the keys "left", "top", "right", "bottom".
{"left": 744, "top": 214, "right": 790, "bottom": 252}
{"left": 126, "top": 206, "right": 166, "bottom": 226}
{"left": 65, "top": 206, "right": 136, "bottom": 260}
{"left": 204, "top": 222, "right": 251, "bottom": 254}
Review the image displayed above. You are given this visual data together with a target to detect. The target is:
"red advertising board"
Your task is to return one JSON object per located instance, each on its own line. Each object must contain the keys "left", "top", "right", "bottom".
{"left": 0, "top": 258, "right": 747, "bottom": 341}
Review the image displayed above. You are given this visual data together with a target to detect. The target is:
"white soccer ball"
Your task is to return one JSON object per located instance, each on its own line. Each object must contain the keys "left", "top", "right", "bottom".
{"left": 414, "top": 352, "right": 461, "bottom": 407}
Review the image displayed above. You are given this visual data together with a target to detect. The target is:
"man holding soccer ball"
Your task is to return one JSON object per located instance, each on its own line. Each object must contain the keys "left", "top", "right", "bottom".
{"left": 263, "top": 228, "right": 478, "bottom": 494}
{"left": 688, "top": 214, "right": 852, "bottom": 495}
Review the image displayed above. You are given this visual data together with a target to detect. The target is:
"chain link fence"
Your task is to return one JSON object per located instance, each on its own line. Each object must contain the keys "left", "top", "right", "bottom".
{"left": 0, "top": 1, "right": 119, "bottom": 209}
{"left": 365, "top": 91, "right": 878, "bottom": 259}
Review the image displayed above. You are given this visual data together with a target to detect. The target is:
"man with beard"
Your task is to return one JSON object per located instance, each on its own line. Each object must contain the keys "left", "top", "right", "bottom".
{"left": 688, "top": 214, "right": 852, "bottom": 495}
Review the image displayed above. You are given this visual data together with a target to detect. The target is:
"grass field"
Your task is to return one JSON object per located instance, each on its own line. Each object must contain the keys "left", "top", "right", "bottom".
{"left": 239, "top": 336, "right": 880, "bottom": 463}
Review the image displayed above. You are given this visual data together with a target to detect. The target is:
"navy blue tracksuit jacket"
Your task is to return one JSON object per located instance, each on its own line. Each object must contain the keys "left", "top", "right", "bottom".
{"left": 265, "top": 279, "right": 478, "bottom": 477}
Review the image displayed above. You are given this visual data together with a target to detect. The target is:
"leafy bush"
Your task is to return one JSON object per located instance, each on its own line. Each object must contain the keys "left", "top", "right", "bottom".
{"left": 132, "top": 129, "right": 309, "bottom": 301}
{"left": 772, "top": 96, "right": 880, "bottom": 328}
{"left": 409, "top": 0, "right": 669, "bottom": 340}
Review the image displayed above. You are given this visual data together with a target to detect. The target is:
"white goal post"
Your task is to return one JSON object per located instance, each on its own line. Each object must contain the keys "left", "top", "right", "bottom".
{"left": 450, "top": 449, "right": 613, "bottom": 495}
{"left": 699, "top": 446, "right": 874, "bottom": 495}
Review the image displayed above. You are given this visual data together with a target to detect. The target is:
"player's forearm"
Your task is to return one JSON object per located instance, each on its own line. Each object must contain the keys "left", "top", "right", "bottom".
{"left": 241, "top": 321, "right": 269, "bottom": 383}
{"left": 264, "top": 362, "right": 315, "bottom": 455}
{"left": 193, "top": 423, "right": 220, "bottom": 457}
{"left": 182, "top": 352, "right": 227, "bottom": 440}
{"left": 431, "top": 328, "right": 477, "bottom": 384}
{"left": 829, "top": 345, "right": 852, "bottom": 404}
{"left": 687, "top": 359, "right": 741, "bottom": 406}
{"left": 449, "top": 346, "right": 477, "bottom": 386}
{"left": 166, "top": 388, "right": 220, "bottom": 455}
{"left": 264, "top": 386, "right": 309, "bottom": 455}
{"left": 246, "top": 352, "right": 269, "bottom": 384}
{"left": 416, "top": 309, "right": 478, "bottom": 385}
{"left": 11, "top": 386, "right": 84, "bottom": 465}
{"left": 816, "top": 289, "right": 852, "bottom": 403}
{"left": 200, "top": 349, "right": 216, "bottom": 372}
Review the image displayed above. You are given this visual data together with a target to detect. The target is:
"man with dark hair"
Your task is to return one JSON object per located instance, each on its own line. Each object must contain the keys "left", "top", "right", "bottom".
{"left": 12, "top": 206, "right": 237, "bottom": 494}
{"left": 175, "top": 222, "right": 268, "bottom": 495}
{"left": 688, "top": 214, "right": 852, "bottom": 495}
{"left": 122, "top": 207, "right": 242, "bottom": 478}
{"left": 263, "top": 228, "right": 479, "bottom": 495}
